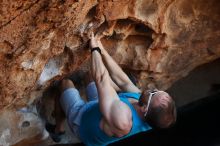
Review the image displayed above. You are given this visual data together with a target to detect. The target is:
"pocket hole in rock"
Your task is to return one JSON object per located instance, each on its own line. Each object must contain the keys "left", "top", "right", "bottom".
{"left": 22, "top": 121, "right": 31, "bottom": 128}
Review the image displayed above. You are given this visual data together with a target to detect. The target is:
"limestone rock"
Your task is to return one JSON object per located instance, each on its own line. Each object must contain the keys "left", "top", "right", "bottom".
{"left": 0, "top": 0, "right": 220, "bottom": 145}
{"left": 0, "top": 108, "right": 48, "bottom": 146}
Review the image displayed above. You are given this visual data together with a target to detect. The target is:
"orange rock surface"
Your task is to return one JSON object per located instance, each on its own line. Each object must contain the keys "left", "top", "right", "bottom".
{"left": 0, "top": 0, "right": 220, "bottom": 145}
{"left": 0, "top": 0, "right": 220, "bottom": 109}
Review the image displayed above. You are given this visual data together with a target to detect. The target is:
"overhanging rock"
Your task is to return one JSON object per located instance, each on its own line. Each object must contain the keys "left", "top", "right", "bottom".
{"left": 0, "top": 0, "right": 220, "bottom": 145}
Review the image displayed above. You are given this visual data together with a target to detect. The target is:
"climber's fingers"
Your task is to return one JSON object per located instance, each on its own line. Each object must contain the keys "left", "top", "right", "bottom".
{"left": 89, "top": 32, "right": 99, "bottom": 48}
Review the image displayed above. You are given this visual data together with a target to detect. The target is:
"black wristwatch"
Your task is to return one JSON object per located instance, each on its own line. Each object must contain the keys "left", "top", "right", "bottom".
{"left": 91, "top": 47, "right": 101, "bottom": 54}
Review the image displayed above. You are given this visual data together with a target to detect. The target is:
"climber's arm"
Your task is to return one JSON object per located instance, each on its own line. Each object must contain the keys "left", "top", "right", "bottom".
{"left": 96, "top": 39, "right": 141, "bottom": 93}
{"left": 110, "top": 78, "right": 121, "bottom": 92}
{"left": 90, "top": 34, "right": 132, "bottom": 137}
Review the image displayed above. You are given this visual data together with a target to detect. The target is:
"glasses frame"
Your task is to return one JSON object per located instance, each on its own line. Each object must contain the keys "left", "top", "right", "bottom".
{"left": 144, "top": 90, "right": 160, "bottom": 117}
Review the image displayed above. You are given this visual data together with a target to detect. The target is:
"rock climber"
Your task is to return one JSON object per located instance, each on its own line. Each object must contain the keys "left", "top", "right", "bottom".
{"left": 46, "top": 32, "right": 177, "bottom": 145}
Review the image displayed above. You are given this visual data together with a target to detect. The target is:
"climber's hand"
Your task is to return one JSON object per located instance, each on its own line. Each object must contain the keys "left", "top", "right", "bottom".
{"left": 89, "top": 32, "right": 106, "bottom": 53}
{"left": 89, "top": 32, "right": 99, "bottom": 49}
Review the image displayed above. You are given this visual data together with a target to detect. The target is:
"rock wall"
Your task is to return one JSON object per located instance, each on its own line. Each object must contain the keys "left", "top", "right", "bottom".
{"left": 0, "top": 0, "right": 220, "bottom": 145}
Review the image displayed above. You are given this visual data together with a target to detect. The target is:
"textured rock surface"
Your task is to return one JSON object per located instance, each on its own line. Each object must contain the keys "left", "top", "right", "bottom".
{"left": 0, "top": 0, "right": 220, "bottom": 145}
{"left": 0, "top": 108, "right": 48, "bottom": 146}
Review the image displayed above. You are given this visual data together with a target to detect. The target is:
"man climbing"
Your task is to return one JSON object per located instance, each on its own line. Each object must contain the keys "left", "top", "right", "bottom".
{"left": 47, "top": 32, "right": 177, "bottom": 145}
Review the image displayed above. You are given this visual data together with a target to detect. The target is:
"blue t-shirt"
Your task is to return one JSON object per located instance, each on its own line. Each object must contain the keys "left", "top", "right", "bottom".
{"left": 79, "top": 92, "right": 152, "bottom": 146}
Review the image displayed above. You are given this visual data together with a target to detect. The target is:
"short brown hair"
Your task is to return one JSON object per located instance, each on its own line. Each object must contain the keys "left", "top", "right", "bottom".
{"left": 140, "top": 90, "right": 177, "bottom": 129}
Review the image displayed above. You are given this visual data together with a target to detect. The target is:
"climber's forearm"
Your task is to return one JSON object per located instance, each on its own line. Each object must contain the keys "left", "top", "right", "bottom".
{"left": 99, "top": 45, "right": 133, "bottom": 89}
{"left": 91, "top": 50, "right": 124, "bottom": 124}
{"left": 91, "top": 51, "right": 107, "bottom": 82}
{"left": 92, "top": 34, "right": 140, "bottom": 93}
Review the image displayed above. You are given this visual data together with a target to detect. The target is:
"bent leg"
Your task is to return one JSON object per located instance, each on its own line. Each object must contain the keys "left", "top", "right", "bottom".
{"left": 59, "top": 79, "right": 85, "bottom": 125}
{"left": 54, "top": 79, "right": 85, "bottom": 138}
{"left": 54, "top": 79, "right": 76, "bottom": 133}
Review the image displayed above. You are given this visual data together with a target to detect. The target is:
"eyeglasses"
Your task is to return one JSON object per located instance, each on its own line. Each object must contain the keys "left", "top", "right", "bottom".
{"left": 144, "top": 90, "right": 160, "bottom": 117}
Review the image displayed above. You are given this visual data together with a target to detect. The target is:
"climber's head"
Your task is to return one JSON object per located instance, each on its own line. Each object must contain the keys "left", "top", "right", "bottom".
{"left": 138, "top": 89, "right": 177, "bottom": 129}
